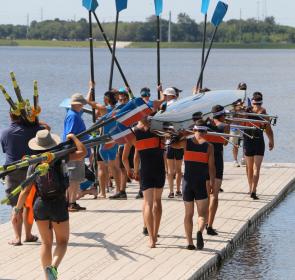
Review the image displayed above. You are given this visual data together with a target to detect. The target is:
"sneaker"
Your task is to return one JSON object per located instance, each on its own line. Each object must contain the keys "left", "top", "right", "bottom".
{"left": 240, "top": 157, "right": 246, "bottom": 166}
{"left": 175, "top": 191, "right": 182, "bottom": 197}
{"left": 168, "top": 192, "right": 174, "bottom": 198}
{"left": 45, "top": 266, "right": 58, "bottom": 280}
{"left": 251, "top": 192, "right": 259, "bottom": 200}
{"left": 143, "top": 227, "right": 148, "bottom": 236}
{"left": 196, "top": 231, "right": 204, "bottom": 249}
{"left": 109, "top": 191, "right": 127, "bottom": 200}
{"left": 135, "top": 191, "right": 143, "bottom": 199}
{"left": 68, "top": 203, "right": 86, "bottom": 212}
{"left": 233, "top": 160, "right": 240, "bottom": 167}
{"left": 186, "top": 244, "right": 196, "bottom": 250}
{"left": 219, "top": 188, "right": 224, "bottom": 192}
{"left": 207, "top": 226, "right": 218, "bottom": 236}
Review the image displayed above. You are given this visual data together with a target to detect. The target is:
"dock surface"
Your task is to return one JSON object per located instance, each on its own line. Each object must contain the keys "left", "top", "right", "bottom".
{"left": 0, "top": 163, "right": 295, "bottom": 280}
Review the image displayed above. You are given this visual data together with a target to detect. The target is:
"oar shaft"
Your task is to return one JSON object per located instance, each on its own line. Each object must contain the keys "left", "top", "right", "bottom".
{"left": 109, "top": 12, "right": 120, "bottom": 91}
{"left": 92, "top": 12, "right": 134, "bottom": 99}
{"left": 200, "top": 13, "right": 207, "bottom": 89}
{"left": 196, "top": 27, "right": 218, "bottom": 88}
{"left": 157, "top": 15, "right": 161, "bottom": 99}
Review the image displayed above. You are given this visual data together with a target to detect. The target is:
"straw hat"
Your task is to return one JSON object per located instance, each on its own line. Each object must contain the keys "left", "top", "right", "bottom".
{"left": 70, "top": 93, "right": 87, "bottom": 105}
{"left": 28, "top": 130, "right": 61, "bottom": 150}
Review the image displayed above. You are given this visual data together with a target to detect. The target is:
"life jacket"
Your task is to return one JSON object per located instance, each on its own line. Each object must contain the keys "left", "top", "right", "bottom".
{"left": 35, "top": 159, "right": 69, "bottom": 200}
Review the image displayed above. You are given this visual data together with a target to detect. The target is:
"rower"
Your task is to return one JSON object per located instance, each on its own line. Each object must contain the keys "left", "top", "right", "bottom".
{"left": 205, "top": 105, "right": 230, "bottom": 236}
{"left": 243, "top": 92, "right": 274, "bottom": 200}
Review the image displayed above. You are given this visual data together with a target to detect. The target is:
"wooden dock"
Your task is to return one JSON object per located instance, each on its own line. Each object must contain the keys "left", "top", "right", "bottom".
{"left": 0, "top": 163, "right": 295, "bottom": 280}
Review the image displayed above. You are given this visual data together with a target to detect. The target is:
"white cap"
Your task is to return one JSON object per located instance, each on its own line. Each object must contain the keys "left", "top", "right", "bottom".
{"left": 163, "top": 88, "right": 177, "bottom": 97}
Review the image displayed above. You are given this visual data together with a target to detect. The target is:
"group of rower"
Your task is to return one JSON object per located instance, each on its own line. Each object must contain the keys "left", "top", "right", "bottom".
{"left": 0, "top": 81, "right": 275, "bottom": 279}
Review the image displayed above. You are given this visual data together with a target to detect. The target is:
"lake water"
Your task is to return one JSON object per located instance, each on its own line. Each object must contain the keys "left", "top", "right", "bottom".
{"left": 0, "top": 47, "right": 295, "bottom": 275}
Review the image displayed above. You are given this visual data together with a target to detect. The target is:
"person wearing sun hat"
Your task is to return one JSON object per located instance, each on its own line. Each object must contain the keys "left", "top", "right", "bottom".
{"left": 63, "top": 90, "right": 89, "bottom": 212}
{"left": 12, "top": 129, "right": 87, "bottom": 280}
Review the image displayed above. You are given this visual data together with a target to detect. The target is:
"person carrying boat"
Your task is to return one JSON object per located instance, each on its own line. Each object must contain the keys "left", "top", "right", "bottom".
{"left": 205, "top": 105, "right": 230, "bottom": 236}
{"left": 11, "top": 130, "right": 87, "bottom": 280}
{"left": 63, "top": 92, "right": 89, "bottom": 211}
{"left": 140, "top": 86, "right": 165, "bottom": 111}
{"left": 87, "top": 89, "right": 121, "bottom": 199}
{"left": 173, "top": 119, "right": 215, "bottom": 250}
{"left": 243, "top": 92, "right": 274, "bottom": 200}
{"left": 123, "top": 116, "right": 165, "bottom": 248}
{"left": 0, "top": 112, "right": 49, "bottom": 246}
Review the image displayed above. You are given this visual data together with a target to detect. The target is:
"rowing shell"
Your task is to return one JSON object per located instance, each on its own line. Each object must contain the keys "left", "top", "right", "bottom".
{"left": 150, "top": 90, "right": 246, "bottom": 132}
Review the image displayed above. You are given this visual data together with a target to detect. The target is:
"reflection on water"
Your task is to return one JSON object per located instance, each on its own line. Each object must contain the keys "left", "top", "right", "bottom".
{"left": 211, "top": 189, "right": 295, "bottom": 280}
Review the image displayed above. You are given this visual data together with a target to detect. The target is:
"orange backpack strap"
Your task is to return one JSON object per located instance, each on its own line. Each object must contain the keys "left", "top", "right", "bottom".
{"left": 24, "top": 184, "right": 36, "bottom": 225}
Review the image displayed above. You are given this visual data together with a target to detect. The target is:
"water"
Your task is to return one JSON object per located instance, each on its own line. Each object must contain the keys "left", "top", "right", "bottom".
{"left": 211, "top": 188, "right": 295, "bottom": 280}
{"left": 0, "top": 47, "right": 294, "bottom": 272}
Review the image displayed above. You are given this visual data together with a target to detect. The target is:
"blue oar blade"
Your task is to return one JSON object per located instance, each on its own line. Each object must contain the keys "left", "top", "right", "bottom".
{"left": 154, "top": 0, "right": 163, "bottom": 16}
{"left": 115, "top": 0, "right": 128, "bottom": 12}
{"left": 82, "top": 0, "right": 99, "bottom": 11}
{"left": 211, "top": 1, "right": 228, "bottom": 27}
{"left": 201, "top": 0, "right": 210, "bottom": 15}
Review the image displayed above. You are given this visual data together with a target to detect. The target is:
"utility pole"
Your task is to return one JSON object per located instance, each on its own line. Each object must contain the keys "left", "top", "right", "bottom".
{"left": 257, "top": 1, "right": 260, "bottom": 22}
{"left": 168, "top": 11, "right": 171, "bottom": 43}
{"left": 41, "top": 7, "right": 43, "bottom": 22}
{"left": 26, "top": 13, "right": 30, "bottom": 39}
{"left": 239, "top": 9, "right": 242, "bottom": 43}
{"left": 264, "top": 0, "right": 268, "bottom": 19}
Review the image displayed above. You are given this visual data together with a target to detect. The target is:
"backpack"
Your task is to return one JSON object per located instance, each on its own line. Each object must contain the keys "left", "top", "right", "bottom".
{"left": 35, "top": 159, "right": 69, "bottom": 200}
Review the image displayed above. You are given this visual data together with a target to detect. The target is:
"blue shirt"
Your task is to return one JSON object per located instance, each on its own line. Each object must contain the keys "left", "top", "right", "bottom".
{"left": 62, "top": 109, "right": 88, "bottom": 141}
{"left": 0, "top": 122, "right": 44, "bottom": 165}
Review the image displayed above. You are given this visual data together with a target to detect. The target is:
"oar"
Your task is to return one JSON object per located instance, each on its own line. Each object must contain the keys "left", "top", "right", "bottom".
{"left": 0, "top": 84, "right": 21, "bottom": 117}
{"left": 196, "top": 1, "right": 228, "bottom": 88}
{"left": 154, "top": 0, "right": 163, "bottom": 99}
{"left": 92, "top": 11, "right": 134, "bottom": 99}
{"left": 109, "top": 0, "right": 128, "bottom": 90}
{"left": 200, "top": 0, "right": 211, "bottom": 89}
{"left": 9, "top": 72, "right": 31, "bottom": 124}
{"left": 32, "top": 80, "right": 40, "bottom": 124}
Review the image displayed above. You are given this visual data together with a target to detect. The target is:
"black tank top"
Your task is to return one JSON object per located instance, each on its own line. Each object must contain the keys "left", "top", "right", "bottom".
{"left": 206, "top": 123, "right": 226, "bottom": 153}
{"left": 184, "top": 139, "right": 209, "bottom": 179}
{"left": 244, "top": 109, "right": 265, "bottom": 140}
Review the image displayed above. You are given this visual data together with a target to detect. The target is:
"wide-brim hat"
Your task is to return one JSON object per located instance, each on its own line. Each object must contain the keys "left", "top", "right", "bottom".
{"left": 70, "top": 93, "right": 87, "bottom": 105}
{"left": 28, "top": 129, "right": 61, "bottom": 151}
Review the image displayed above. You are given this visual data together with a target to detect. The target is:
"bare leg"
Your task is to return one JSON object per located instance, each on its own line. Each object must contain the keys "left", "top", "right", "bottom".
{"left": 153, "top": 188, "right": 163, "bottom": 242}
{"left": 207, "top": 179, "right": 222, "bottom": 228}
{"left": 10, "top": 208, "right": 23, "bottom": 244}
{"left": 98, "top": 161, "right": 107, "bottom": 198}
{"left": 233, "top": 146, "right": 238, "bottom": 161}
{"left": 109, "top": 160, "right": 121, "bottom": 194}
{"left": 252, "top": 156, "right": 264, "bottom": 193}
{"left": 23, "top": 207, "right": 35, "bottom": 241}
{"left": 175, "top": 160, "right": 183, "bottom": 193}
{"left": 52, "top": 221, "right": 69, "bottom": 269}
{"left": 36, "top": 220, "right": 53, "bottom": 278}
{"left": 68, "top": 181, "right": 79, "bottom": 204}
{"left": 167, "top": 159, "right": 175, "bottom": 195}
{"left": 245, "top": 156, "right": 254, "bottom": 193}
{"left": 196, "top": 199, "right": 208, "bottom": 232}
{"left": 143, "top": 189, "right": 155, "bottom": 248}
{"left": 120, "top": 168, "right": 128, "bottom": 192}
{"left": 184, "top": 202, "right": 194, "bottom": 246}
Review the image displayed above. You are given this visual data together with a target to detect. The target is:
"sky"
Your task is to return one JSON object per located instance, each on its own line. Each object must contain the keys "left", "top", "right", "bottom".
{"left": 0, "top": 0, "right": 293, "bottom": 27}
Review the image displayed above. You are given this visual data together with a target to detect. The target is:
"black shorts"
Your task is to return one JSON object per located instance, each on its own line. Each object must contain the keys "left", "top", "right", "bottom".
{"left": 140, "top": 169, "right": 165, "bottom": 191}
{"left": 182, "top": 178, "right": 208, "bottom": 202}
{"left": 33, "top": 196, "right": 69, "bottom": 223}
{"left": 244, "top": 139, "right": 265, "bottom": 157}
{"left": 166, "top": 147, "right": 184, "bottom": 160}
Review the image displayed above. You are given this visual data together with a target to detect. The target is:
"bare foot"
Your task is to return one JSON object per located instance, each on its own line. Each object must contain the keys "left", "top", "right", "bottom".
{"left": 76, "top": 191, "right": 85, "bottom": 200}
{"left": 97, "top": 193, "right": 106, "bottom": 199}
{"left": 149, "top": 240, "right": 156, "bottom": 248}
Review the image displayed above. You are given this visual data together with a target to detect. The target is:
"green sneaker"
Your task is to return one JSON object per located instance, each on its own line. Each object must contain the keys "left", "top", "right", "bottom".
{"left": 46, "top": 266, "right": 58, "bottom": 280}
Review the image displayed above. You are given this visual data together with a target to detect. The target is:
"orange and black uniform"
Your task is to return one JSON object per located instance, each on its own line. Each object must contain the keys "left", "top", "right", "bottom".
{"left": 183, "top": 139, "right": 209, "bottom": 202}
{"left": 243, "top": 113, "right": 265, "bottom": 157}
{"left": 134, "top": 128, "right": 165, "bottom": 190}
{"left": 205, "top": 124, "right": 226, "bottom": 180}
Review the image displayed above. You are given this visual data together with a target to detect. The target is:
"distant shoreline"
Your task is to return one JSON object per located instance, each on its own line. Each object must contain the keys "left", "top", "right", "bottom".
{"left": 1, "top": 39, "right": 295, "bottom": 49}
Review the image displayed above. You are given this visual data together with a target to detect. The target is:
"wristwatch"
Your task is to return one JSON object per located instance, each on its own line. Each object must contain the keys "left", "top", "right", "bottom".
{"left": 13, "top": 207, "right": 21, "bottom": 214}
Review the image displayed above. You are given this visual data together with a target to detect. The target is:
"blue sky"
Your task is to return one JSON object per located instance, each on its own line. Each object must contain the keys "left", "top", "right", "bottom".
{"left": 0, "top": 0, "right": 293, "bottom": 27}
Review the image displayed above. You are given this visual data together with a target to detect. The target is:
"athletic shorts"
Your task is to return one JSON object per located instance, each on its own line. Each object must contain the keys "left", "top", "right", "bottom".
{"left": 99, "top": 144, "right": 118, "bottom": 162}
{"left": 229, "top": 129, "right": 240, "bottom": 146}
{"left": 166, "top": 147, "right": 184, "bottom": 160}
{"left": 68, "top": 160, "right": 85, "bottom": 183}
{"left": 182, "top": 178, "right": 208, "bottom": 202}
{"left": 5, "top": 169, "right": 28, "bottom": 207}
{"left": 140, "top": 169, "right": 165, "bottom": 191}
{"left": 244, "top": 139, "right": 265, "bottom": 157}
{"left": 33, "top": 196, "right": 69, "bottom": 223}
{"left": 206, "top": 152, "right": 224, "bottom": 180}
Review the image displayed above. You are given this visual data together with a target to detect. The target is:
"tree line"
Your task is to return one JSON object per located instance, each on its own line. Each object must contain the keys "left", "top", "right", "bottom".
{"left": 1, "top": 14, "right": 295, "bottom": 43}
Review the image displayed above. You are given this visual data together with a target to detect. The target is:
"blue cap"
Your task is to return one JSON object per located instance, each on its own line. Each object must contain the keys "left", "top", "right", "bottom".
{"left": 119, "top": 87, "right": 127, "bottom": 93}
{"left": 140, "top": 87, "right": 151, "bottom": 97}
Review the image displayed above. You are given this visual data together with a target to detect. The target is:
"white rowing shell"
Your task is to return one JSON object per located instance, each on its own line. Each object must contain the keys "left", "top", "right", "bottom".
{"left": 150, "top": 90, "right": 246, "bottom": 131}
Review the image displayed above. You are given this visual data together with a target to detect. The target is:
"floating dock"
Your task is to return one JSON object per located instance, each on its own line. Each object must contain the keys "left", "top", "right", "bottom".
{"left": 0, "top": 163, "right": 294, "bottom": 280}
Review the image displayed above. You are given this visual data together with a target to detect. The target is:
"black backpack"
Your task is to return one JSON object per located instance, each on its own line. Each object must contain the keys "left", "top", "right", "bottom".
{"left": 35, "top": 159, "right": 69, "bottom": 200}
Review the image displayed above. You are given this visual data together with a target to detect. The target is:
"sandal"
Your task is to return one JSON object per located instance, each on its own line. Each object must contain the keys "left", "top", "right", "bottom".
{"left": 8, "top": 240, "right": 22, "bottom": 246}
{"left": 24, "top": 235, "right": 38, "bottom": 243}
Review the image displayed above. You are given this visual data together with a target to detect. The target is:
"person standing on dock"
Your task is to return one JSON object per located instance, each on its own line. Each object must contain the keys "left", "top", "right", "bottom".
{"left": 244, "top": 92, "right": 274, "bottom": 199}
{"left": 206, "top": 105, "right": 230, "bottom": 236}
{"left": 173, "top": 120, "right": 215, "bottom": 250}
{"left": 12, "top": 130, "right": 86, "bottom": 280}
